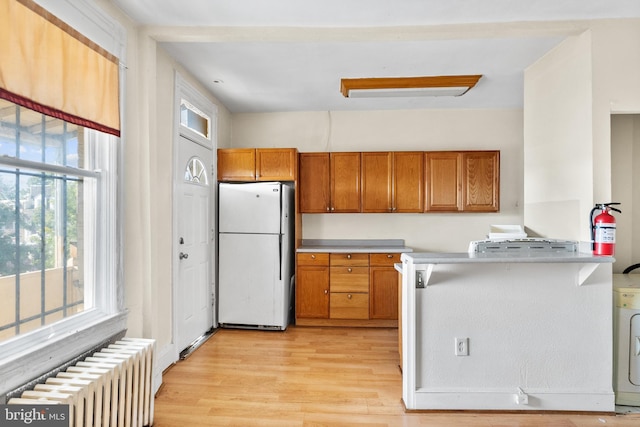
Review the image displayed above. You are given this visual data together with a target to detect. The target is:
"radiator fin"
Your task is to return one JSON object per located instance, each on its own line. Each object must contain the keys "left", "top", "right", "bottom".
{"left": 8, "top": 338, "right": 155, "bottom": 427}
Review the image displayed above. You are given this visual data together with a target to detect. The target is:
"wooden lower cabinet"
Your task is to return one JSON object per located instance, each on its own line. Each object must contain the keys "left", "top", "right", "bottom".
{"left": 296, "top": 253, "right": 330, "bottom": 319}
{"left": 369, "top": 253, "right": 401, "bottom": 320}
{"left": 370, "top": 267, "right": 399, "bottom": 319}
{"left": 296, "top": 265, "right": 329, "bottom": 318}
{"left": 296, "top": 251, "right": 399, "bottom": 327}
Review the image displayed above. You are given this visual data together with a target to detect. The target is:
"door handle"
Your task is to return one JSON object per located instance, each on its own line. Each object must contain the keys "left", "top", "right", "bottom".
{"left": 179, "top": 252, "right": 189, "bottom": 260}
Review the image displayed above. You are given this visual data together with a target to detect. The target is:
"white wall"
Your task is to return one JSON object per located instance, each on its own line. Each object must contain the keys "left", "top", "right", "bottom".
{"left": 232, "top": 109, "right": 524, "bottom": 252}
{"left": 523, "top": 31, "right": 593, "bottom": 241}
{"left": 524, "top": 20, "right": 640, "bottom": 271}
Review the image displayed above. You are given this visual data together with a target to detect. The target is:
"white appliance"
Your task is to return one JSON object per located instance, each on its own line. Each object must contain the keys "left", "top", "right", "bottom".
{"left": 613, "top": 273, "right": 640, "bottom": 406}
{"left": 218, "top": 182, "right": 294, "bottom": 330}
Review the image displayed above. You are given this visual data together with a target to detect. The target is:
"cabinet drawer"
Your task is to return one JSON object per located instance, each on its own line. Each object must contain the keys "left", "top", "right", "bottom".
{"left": 330, "top": 266, "right": 369, "bottom": 292}
{"left": 297, "top": 253, "right": 329, "bottom": 266}
{"left": 330, "top": 293, "right": 369, "bottom": 319}
{"left": 369, "top": 253, "right": 401, "bottom": 266}
{"left": 329, "top": 253, "right": 369, "bottom": 266}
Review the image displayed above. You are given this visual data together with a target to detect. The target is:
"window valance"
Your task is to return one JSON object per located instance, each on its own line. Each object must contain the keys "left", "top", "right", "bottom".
{"left": 0, "top": 0, "right": 120, "bottom": 136}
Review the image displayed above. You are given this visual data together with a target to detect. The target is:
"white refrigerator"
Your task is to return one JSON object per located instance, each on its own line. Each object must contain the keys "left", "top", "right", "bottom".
{"left": 217, "top": 182, "right": 294, "bottom": 330}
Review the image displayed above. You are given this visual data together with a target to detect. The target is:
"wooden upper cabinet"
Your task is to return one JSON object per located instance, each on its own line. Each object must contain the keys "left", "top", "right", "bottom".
{"left": 299, "top": 149, "right": 498, "bottom": 214}
{"left": 330, "top": 152, "right": 361, "bottom": 213}
{"left": 462, "top": 151, "right": 499, "bottom": 212}
{"left": 361, "top": 152, "right": 424, "bottom": 213}
{"left": 299, "top": 153, "right": 331, "bottom": 213}
{"left": 361, "top": 152, "right": 393, "bottom": 213}
{"left": 256, "top": 148, "right": 298, "bottom": 181}
{"left": 392, "top": 152, "right": 424, "bottom": 213}
{"left": 217, "top": 148, "right": 297, "bottom": 182}
{"left": 425, "top": 151, "right": 462, "bottom": 212}
{"left": 217, "top": 148, "right": 256, "bottom": 181}
{"left": 425, "top": 150, "right": 500, "bottom": 212}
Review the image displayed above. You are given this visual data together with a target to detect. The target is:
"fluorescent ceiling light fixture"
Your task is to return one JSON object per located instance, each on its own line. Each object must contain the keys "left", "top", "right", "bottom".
{"left": 340, "top": 75, "right": 482, "bottom": 98}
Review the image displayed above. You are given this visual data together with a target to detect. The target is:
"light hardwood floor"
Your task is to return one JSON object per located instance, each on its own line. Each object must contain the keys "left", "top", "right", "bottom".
{"left": 154, "top": 326, "right": 640, "bottom": 426}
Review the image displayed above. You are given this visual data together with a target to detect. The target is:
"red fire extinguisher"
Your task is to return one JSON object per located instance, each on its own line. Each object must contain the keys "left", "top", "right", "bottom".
{"left": 590, "top": 202, "right": 621, "bottom": 256}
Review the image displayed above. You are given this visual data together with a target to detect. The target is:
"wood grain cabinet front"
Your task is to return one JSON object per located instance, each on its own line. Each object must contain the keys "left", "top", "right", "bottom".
{"left": 296, "top": 253, "right": 329, "bottom": 319}
{"left": 369, "top": 253, "right": 401, "bottom": 320}
{"left": 329, "top": 253, "right": 369, "bottom": 320}
{"left": 425, "top": 150, "right": 499, "bottom": 212}
{"left": 218, "top": 148, "right": 298, "bottom": 182}
{"left": 298, "top": 152, "right": 361, "bottom": 213}
{"left": 462, "top": 151, "right": 499, "bottom": 212}
{"left": 361, "top": 152, "right": 423, "bottom": 213}
{"left": 295, "top": 251, "right": 400, "bottom": 327}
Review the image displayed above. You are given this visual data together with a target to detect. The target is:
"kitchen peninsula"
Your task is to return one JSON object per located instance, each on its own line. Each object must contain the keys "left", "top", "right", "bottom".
{"left": 400, "top": 250, "right": 615, "bottom": 412}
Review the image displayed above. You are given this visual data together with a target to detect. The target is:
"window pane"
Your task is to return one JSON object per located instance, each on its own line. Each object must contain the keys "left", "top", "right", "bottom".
{"left": 180, "top": 99, "right": 210, "bottom": 139}
{"left": 0, "top": 100, "right": 90, "bottom": 341}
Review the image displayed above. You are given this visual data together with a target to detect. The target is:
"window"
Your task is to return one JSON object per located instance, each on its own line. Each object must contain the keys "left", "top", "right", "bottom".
{"left": 180, "top": 99, "right": 211, "bottom": 140}
{"left": 0, "top": 0, "right": 126, "bottom": 398}
{"left": 0, "top": 99, "right": 119, "bottom": 343}
{"left": 184, "top": 157, "right": 209, "bottom": 185}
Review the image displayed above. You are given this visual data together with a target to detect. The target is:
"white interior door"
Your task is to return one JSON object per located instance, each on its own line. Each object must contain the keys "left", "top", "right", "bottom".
{"left": 176, "top": 136, "right": 213, "bottom": 352}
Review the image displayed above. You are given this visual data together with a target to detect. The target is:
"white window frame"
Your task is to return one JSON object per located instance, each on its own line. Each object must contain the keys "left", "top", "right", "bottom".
{"left": 0, "top": 0, "right": 127, "bottom": 398}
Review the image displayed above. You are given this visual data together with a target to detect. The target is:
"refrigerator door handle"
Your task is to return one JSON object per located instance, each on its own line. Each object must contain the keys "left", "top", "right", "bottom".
{"left": 278, "top": 233, "right": 283, "bottom": 281}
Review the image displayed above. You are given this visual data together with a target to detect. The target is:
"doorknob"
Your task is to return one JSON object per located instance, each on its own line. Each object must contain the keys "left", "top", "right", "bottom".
{"left": 179, "top": 252, "right": 189, "bottom": 260}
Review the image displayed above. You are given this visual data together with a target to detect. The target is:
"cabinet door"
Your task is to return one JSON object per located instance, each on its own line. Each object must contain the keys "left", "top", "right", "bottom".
{"left": 299, "top": 153, "right": 330, "bottom": 213}
{"left": 425, "top": 152, "right": 462, "bottom": 212}
{"left": 217, "top": 148, "right": 256, "bottom": 181}
{"left": 393, "top": 152, "right": 424, "bottom": 213}
{"left": 370, "top": 266, "right": 399, "bottom": 319}
{"left": 256, "top": 148, "right": 298, "bottom": 181}
{"left": 296, "top": 265, "right": 329, "bottom": 319}
{"left": 462, "top": 151, "right": 499, "bottom": 212}
{"left": 330, "top": 152, "right": 361, "bottom": 213}
{"left": 361, "top": 152, "right": 392, "bottom": 213}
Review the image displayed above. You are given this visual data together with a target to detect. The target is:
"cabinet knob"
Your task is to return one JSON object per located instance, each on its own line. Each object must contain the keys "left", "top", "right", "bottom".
{"left": 326, "top": 206, "right": 330, "bottom": 212}
{"left": 387, "top": 254, "right": 393, "bottom": 258}
{"left": 347, "top": 254, "right": 351, "bottom": 259}
{"left": 347, "top": 294, "right": 352, "bottom": 299}
{"left": 324, "top": 289, "right": 328, "bottom": 295}
{"left": 347, "top": 268, "right": 352, "bottom": 273}
{"left": 331, "top": 207, "right": 335, "bottom": 211}
{"left": 311, "top": 254, "right": 316, "bottom": 259}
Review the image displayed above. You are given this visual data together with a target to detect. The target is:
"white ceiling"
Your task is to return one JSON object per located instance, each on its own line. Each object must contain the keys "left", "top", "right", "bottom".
{"left": 109, "top": 0, "right": 640, "bottom": 113}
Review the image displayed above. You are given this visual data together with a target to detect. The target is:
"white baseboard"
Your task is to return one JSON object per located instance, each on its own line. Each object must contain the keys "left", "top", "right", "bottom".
{"left": 153, "top": 343, "right": 178, "bottom": 395}
{"left": 408, "top": 389, "right": 615, "bottom": 412}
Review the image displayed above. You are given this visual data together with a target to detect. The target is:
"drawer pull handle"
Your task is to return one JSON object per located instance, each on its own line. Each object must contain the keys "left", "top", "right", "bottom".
{"left": 387, "top": 254, "right": 393, "bottom": 258}
{"left": 347, "top": 268, "right": 352, "bottom": 273}
{"left": 347, "top": 254, "right": 351, "bottom": 259}
{"left": 348, "top": 294, "right": 352, "bottom": 299}
{"left": 311, "top": 254, "right": 316, "bottom": 259}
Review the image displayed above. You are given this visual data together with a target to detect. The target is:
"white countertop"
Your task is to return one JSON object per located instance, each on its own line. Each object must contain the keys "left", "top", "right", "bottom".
{"left": 401, "top": 251, "right": 614, "bottom": 264}
{"left": 297, "top": 239, "right": 412, "bottom": 253}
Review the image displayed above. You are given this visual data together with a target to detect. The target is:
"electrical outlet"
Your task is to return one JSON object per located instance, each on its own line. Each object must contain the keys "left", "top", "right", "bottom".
{"left": 455, "top": 337, "right": 469, "bottom": 356}
{"left": 416, "top": 270, "right": 425, "bottom": 288}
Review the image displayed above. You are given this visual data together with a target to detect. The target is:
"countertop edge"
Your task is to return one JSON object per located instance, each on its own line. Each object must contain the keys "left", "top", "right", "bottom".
{"left": 401, "top": 252, "right": 614, "bottom": 264}
{"left": 297, "top": 239, "right": 412, "bottom": 253}
{"left": 297, "top": 246, "right": 412, "bottom": 253}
